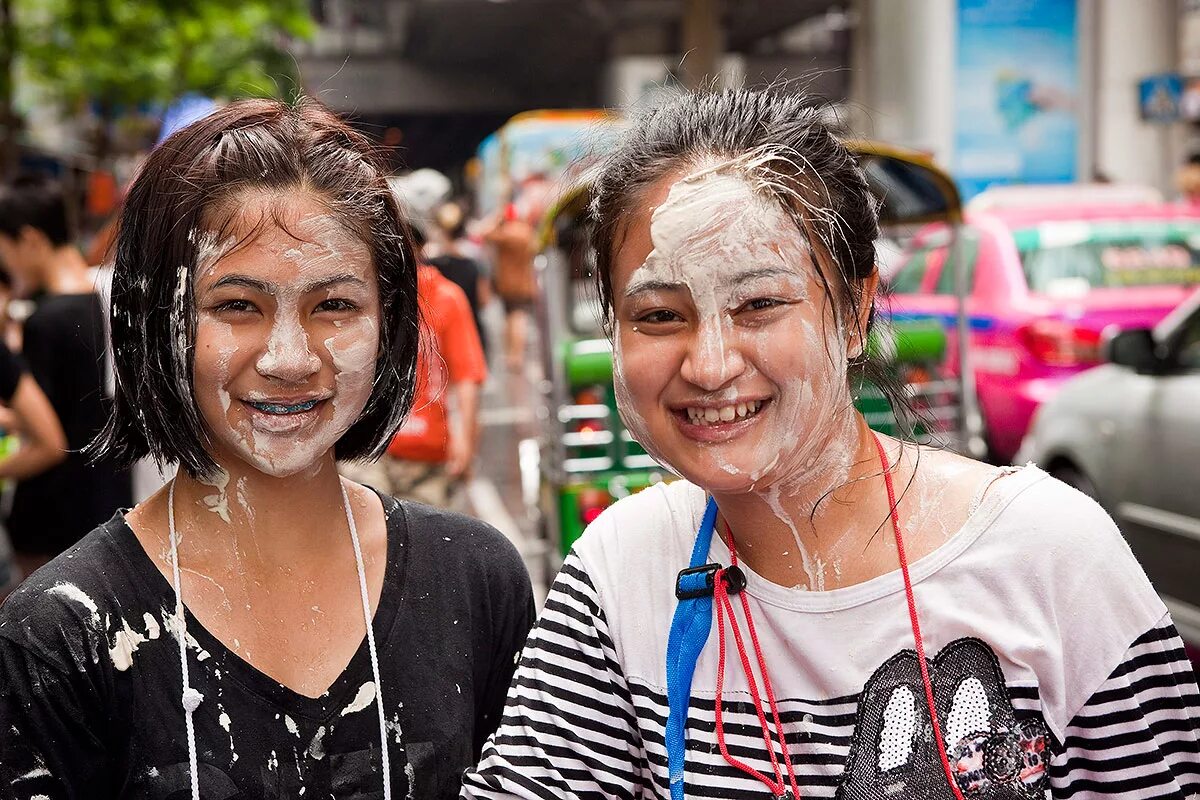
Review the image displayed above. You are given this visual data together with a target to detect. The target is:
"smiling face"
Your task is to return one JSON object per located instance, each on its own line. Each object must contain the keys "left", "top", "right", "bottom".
{"left": 190, "top": 192, "right": 381, "bottom": 478}
{"left": 611, "top": 166, "right": 868, "bottom": 494}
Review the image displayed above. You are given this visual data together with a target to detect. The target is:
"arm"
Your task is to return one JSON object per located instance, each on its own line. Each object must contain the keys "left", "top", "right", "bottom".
{"left": 440, "top": 281, "right": 487, "bottom": 478}
{"left": 1049, "top": 616, "right": 1200, "bottom": 798}
{"left": 0, "top": 373, "right": 68, "bottom": 480}
{"left": 445, "top": 380, "right": 481, "bottom": 478}
{"left": 462, "top": 554, "right": 649, "bottom": 799}
{"left": 477, "top": 274, "right": 493, "bottom": 309}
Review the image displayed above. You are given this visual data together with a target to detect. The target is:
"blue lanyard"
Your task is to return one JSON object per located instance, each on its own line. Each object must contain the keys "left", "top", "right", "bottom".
{"left": 664, "top": 497, "right": 719, "bottom": 800}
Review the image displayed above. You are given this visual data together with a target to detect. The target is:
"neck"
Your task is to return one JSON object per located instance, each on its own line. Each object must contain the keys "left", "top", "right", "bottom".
{"left": 39, "top": 246, "right": 92, "bottom": 294}
{"left": 169, "top": 454, "right": 348, "bottom": 569}
{"left": 712, "top": 414, "right": 902, "bottom": 591}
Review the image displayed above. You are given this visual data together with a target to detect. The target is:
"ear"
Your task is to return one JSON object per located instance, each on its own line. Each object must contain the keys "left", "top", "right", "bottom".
{"left": 848, "top": 268, "right": 880, "bottom": 359}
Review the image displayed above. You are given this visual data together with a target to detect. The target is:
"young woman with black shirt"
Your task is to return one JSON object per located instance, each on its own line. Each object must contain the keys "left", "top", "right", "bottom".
{"left": 0, "top": 98, "right": 533, "bottom": 799}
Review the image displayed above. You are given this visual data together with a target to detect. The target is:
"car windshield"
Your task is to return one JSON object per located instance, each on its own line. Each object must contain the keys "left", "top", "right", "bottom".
{"left": 1016, "top": 220, "right": 1200, "bottom": 294}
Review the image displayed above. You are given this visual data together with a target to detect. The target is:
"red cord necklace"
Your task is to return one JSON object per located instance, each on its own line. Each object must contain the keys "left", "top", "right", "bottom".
{"left": 710, "top": 434, "right": 967, "bottom": 800}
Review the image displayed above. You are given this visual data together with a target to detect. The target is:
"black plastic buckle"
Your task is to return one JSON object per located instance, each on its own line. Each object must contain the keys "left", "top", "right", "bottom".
{"left": 675, "top": 563, "right": 747, "bottom": 600}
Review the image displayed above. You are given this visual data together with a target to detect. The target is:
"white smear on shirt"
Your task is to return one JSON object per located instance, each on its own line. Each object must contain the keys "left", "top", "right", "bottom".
{"left": 341, "top": 681, "right": 377, "bottom": 716}
{"left": 308, "top": 725, "right": 327, "bottom": 760}
{"left": 46, "top": 583, "right": 100, "bottom": 627}
{"left": 108, "top": 612, "right": 161, "bottom": 671}
{"left": 162, "top": 607, "right": 211, "bottom": 662}
{"left": 285, "top": 714, "right": 300, "bottom": 737}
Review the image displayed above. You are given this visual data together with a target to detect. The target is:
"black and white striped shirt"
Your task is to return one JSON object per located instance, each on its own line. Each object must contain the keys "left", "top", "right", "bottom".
{"left": 464, "top": 468, "right": 1200, "bottom": 799}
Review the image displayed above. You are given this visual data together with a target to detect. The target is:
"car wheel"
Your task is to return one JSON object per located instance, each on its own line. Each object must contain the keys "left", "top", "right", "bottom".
{"left": 1050, "top": 463, "right": 1098, "bottom": 500}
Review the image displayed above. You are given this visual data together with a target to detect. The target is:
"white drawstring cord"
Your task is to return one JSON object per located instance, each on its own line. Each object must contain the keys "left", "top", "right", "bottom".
{"left": 340, "top": 478, "right": 393, "bottom": 800}
{"left": 167, "top": 479, "right": 202, "bottom": 800}
{"left": 169, "top": 478, "right": 393, "bottom": 800}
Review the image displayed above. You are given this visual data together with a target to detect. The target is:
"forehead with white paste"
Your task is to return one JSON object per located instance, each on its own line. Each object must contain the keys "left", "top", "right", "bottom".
{"left": 626, "top": 167, "right": 817, "bottom": 300}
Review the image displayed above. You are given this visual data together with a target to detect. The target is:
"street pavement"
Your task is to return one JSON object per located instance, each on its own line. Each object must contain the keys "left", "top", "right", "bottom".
{"left": 462, "top": 301, "right": 549, "bottom": 605}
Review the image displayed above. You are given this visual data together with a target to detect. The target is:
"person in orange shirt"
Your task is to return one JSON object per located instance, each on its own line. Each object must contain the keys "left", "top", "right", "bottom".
{"left": 346, "top": 224, "right": 487, "bottom": 507}
{"left": 483, "top": 202, "right": 537, "bottom": 372}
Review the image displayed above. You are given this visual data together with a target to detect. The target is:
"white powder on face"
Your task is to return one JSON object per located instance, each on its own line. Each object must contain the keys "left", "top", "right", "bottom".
{"left": 612, "top": 164, "right": 873, "bottom": 589}
{"left": 174, "top": 231, "right": 237, "bottom": 395}
{"left": 614, "top": 168, "right": 819, "bottom": 481}
{"left": 193, "top": 207, "right": 379, "bottom": 478}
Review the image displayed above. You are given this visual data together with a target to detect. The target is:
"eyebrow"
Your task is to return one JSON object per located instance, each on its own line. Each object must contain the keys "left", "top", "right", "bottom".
{"left": 622, "top": 266, "right": 799, "bottom": 298}
{"left": 623, "top": 277, "right": 686, "bottom": 298}
{"left": 728, "top": 266, "right": 800, "bottom": 287}
{"left": 209, "top": 272, "right": 367, "bottom": 295}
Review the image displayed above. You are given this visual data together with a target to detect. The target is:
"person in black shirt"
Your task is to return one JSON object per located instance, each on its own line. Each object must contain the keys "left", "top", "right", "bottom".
{"left": 0, "top": 98, "right": 533, "bottom": 799}
{"left": 426, "top": 201, "right": 492, "bottom": 358}
{"left": 0, "top": 174, "right": 133, "bottom": 575}
{"left": 0, "top": 339, "right": 67, "bottom": 597}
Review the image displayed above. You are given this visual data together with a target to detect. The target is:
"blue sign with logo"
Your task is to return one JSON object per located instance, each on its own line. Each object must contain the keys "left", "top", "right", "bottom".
{"left": 954, "top": 0, "right": 1080, "bottom": 199}
{"left": 1139, "top": 73, "right": 1183, "bottom": 123}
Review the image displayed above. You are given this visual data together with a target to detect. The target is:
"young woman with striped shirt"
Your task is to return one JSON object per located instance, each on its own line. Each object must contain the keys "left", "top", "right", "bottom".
{"left": 463, "top": 89, "right": 1200, "bottom": 800}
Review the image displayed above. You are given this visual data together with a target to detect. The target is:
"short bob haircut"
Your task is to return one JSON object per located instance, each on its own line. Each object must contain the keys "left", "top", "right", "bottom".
{"left": 90, "top": 97, "right": 420, "bottom": 479}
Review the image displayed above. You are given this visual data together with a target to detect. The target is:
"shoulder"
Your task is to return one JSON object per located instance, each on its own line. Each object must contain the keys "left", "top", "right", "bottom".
{"left": 989, "top": 466, "right": 1141, "bottom": 569}
{"left": 24, "top": 294, "right": 98, "bottom": 342}
{"left": 572, "top": 479, "right": 705, "bottom": 596}
{"left": 419, "top": 268, "right": 470, "bottom": 315}
{"left": 963, "top": 466, "right": 1171, "bottom": 729}
{"left": 389, "top": 497, "right": 528, "bottom": 587}
{"left": 0, "top": 517, "right": 132, "bottom": 671}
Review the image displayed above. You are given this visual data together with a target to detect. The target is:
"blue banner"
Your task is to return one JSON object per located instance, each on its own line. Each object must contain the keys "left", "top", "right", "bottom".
{"left": 954, "top": 0, "right": 1079, "bottom": 199}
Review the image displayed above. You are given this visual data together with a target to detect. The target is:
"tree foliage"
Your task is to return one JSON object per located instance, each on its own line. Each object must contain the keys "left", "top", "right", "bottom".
{"left": 16, "top": 0, "right": 314, "bottom": 113}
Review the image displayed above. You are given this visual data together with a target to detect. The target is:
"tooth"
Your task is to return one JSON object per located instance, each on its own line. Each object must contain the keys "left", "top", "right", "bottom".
{"left": 704, "top": 408, "right": 720, "bottom": 423}
{"left": 736, "top": 402, "right": 747, "bottom": 418}
{"left": 719, "top": 406, "right": 735, "bottom": 422}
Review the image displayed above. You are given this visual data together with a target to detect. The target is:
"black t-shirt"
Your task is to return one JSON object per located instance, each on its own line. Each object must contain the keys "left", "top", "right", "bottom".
{"left": 0, "top": 339, "right": 23, "bottom": 402}
{"left": 8, "top": 292, "right": 132, "bottom": 555}
{"left": 0, "top": 493, "right": 535, "bottom": 799}
{"left": 428, "top": 255, "right": 486, "bottom": 348}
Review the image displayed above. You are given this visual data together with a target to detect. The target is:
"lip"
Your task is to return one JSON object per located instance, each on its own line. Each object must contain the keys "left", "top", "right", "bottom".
{"left": 240, "top": 397, "right": 329, "bottom": 434}
{"left": 242, "top": 393, "right": 331, "bottom": 406}
{"left": 670, "top": 398, "right": 771, "bottom": 443}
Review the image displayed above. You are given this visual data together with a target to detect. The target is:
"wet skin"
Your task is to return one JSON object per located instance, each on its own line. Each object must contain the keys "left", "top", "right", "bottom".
{"left": 126, "top": 191, "right": 389, "bottom": 698}
{"left": 610, "top": 166, "right": 999, "bottom": 590}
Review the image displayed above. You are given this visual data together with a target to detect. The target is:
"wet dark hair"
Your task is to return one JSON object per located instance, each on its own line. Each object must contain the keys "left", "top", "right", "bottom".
{"left": 589, "top": 88, "right": 906, "bottom": 416}
{"left": 0, "top": 173, "right": 73, "bottom": 247}
{"left": 90, "top": 97, "right": 420, "bottom": 479}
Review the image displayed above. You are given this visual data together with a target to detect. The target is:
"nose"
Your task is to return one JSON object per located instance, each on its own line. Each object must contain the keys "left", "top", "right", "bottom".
{"left": 680, "top": 318, "right": 745, "bottom": 391}
{"left": 256, "top": 314, "right": 321, "bottom": 382}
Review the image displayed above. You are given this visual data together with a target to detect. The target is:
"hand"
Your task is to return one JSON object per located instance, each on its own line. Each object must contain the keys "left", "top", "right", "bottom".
{"left": 0, "top": 403, "right": 19, "bottom": 433}
{"left": 445, "top": 435, "right": 473, "bottom": 479}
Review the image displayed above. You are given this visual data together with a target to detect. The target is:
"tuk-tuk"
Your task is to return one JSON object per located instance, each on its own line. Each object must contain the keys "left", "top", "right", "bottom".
{"left": 528, "top": 141, "right": 971, "bottom": 569}
{"left": 472, "top": 109, "right": 622, "bottom": 220}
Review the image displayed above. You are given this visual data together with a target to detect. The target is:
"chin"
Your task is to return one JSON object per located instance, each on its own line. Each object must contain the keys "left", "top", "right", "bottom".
{"left": 667, "top": 450, "right": 780, "bottom": 496}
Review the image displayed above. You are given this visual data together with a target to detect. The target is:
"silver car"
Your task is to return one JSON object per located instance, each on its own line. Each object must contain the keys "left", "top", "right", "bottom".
{"left": 1018, "top": 289, "right": 1200, "bottom": 652}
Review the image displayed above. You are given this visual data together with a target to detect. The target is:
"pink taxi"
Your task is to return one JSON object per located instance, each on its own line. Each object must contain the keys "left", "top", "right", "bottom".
{"left": 885, "top": 191, "right": 1200, "bottom": 463}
